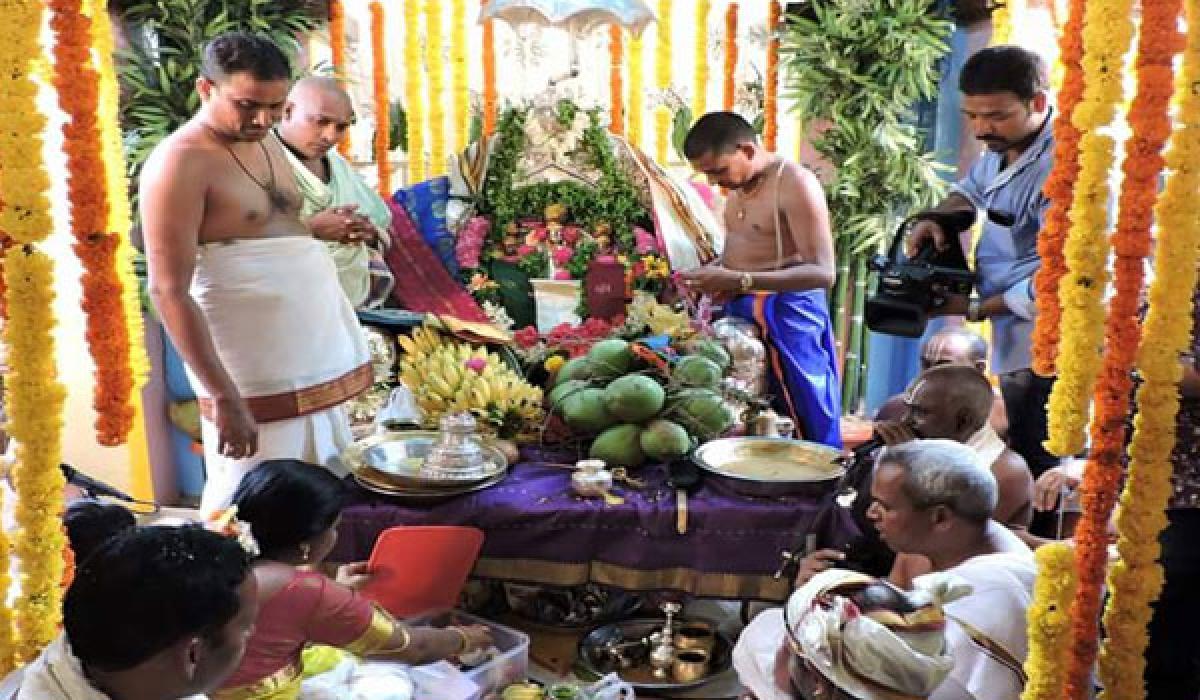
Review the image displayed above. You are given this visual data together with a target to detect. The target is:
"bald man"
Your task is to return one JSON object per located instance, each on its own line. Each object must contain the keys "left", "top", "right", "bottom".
{"left": 875, "top": 327, "right": 1008, "bottom": 439}
{"left": 276, "top": 76, "right": 394, "bottom": 308}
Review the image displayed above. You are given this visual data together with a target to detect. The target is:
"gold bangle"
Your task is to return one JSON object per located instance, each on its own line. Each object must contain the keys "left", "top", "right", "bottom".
{"left": 449, "top": 625, "right": 471, "bottom": 655}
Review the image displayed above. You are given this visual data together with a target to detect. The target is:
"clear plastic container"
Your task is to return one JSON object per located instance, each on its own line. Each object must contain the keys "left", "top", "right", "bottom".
{"left": 408, "top": 610, "right": 530, "bottom": 700}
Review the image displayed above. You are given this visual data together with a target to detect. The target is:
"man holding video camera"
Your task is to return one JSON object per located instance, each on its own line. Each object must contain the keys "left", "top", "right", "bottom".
{"left": 906, "top": 45, "right": 1058, "bottom": 481}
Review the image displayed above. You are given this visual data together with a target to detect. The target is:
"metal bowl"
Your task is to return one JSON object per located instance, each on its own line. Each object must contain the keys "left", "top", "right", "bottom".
{"left": 692, "top": 437, "right": 844, "bottom": 497}
{"left": 341, "top": 430, "right": 507, "bottom": 489}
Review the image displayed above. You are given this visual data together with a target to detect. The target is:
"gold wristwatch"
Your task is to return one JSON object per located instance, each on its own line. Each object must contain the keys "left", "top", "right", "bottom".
{"left": 739, "top": 271, "right": 754, "bottom": 292}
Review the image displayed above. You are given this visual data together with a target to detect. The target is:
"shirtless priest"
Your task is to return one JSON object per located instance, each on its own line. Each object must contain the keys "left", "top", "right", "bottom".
{"left": 680, "top": 112, "right": 842, "bottom": 447}
{"left": 140, "top": 32, "right": 372, "bottom": 513}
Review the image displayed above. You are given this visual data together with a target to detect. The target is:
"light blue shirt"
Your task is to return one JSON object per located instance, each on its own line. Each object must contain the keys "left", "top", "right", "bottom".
{"left": 952, "top": 112, "right": 1054, "bottom": 375}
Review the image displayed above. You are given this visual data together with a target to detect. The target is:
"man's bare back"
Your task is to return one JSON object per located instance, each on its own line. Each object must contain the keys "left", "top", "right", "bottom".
{"left": 143, "top": 121, "right": 309, "bottom": 245}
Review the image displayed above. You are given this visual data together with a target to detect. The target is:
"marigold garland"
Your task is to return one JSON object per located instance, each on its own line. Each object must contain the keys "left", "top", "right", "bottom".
{"left": 1051, "top": 0, "right": 1136, "bottom": 695}
{"left": 1099, "top": 2, "right": 1196, "bottom": 695}
{"left": 5, "top": 248, "right": 69, "bottom": 664}
{"left": 88, "top": 0, "right": 149, "bottom": 393}
{"left": 1044, "top": 0, "right": 1135, "bottom": 459}
{"left": 1021, "top": 542, "right": 1077, "bottom": 700}
{"left": 1031, "top": 0, "right": 1086, "bottom": 377}
{"left": 691, "top": 0, "right": 710, "bottom": 121}
{"left": 990, "top": 0, "right": 1012, "bottom": 45}
{"left": 451, "top": 0, "right": 468, "bottom": 150}
{"left": 723, "top": 3, "right": 738, "bottom": 111}
{"left": 425, "top": 0, "right": 446, "bottom": 177}
{"left": 654, "top": 0, "right": 673, "bottom": 164}
{"left": 404, "top": 0, "right": 426, "bottom": 182}
{"left": 369, "top": 2, "right": 391, "bottom": 197}
{"left": 628, "top": 33, "right": 645, "bottom": 148}
{"left": 609, "top": 25, "right": 624, "bottom": 136}
{"left": 49, "top": 0, "right": 137, "bottom": 446}
{"left": 328, "top": 0, "right": 350, "bottom": 157}
{"left": 0, "top": 6, "right": 53, "bottom": 247}
{"left": 482, "top": 0, "right": 497, "bottom": 137}
{"left": 764, "top": 1, "right": 780, "bottom": 151}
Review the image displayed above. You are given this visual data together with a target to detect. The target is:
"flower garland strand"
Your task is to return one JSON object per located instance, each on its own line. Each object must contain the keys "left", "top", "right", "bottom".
{"left": 1031, "top": 0, "right": 1086, "bottom": 376}
{"left": 482, "top": 0, "right": 497, "bottom": 137}
{"left": 629, "top": 33, "right": 645, "bottom": 148}
{"left": 1020, "top": 542, "right": 1077, "bottom": 700}
{"left": 1044, "top": 0, "right": 1135, "bottom": 458}
{"left": 654, "top": 0, "right": 673, "bottom": 164}
{"left": 1099, "top": 2, "right": 1196, "bottom": 694}
{"left": 1053, "top": 0, "right": 1136, "bottom": 691}
{"left": 369, "top": 2, "right": 391, "bottom": 197}
{"left": 425, "top": 0, "right": 446, "bottom": 177}
{"left": 609, "top": 25, "right": 624, "bottom": 136}
{"left": 691, "top": 0, "right": 710, "bottom": 121}
{"left": 89, "top": 0, "right": 149, "bottom": 393}
{"left": 49, "top": 0, "right": 137, "bottom": 445}
{"left": 990, "top": 0, "right": 1013, "bottom": 45}
{"left": 5, "top": 249, "right": 69, "bottom": 664}
{"left": 450, "top": 0, "right": 468, "bottom": 150}
{"left": 404, "top": 0, "right": 426, "bottom": 182}
{"left": 328, "top": 0, "right": 350, "bottom": 157}
{"left": 764, "top": 1, "right": 781, "bottom": 151}
{"left": 723, "top": 3, "right": 738, "bottom": 111}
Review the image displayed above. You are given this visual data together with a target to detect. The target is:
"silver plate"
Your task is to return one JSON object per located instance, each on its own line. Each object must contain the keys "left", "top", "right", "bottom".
{"left": 341, "top": 430, "right": 507, "bottom": 489}
{"left": 351, "top": 468, "right": 507, "bottom": 503}
{"left": 692, "top": 437, "right": 843, "bottom": 497}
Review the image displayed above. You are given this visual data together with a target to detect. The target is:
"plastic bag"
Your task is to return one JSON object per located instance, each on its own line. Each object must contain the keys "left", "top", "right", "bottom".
{"left": 581, "top": 673, "right": 636, "bottom": 700}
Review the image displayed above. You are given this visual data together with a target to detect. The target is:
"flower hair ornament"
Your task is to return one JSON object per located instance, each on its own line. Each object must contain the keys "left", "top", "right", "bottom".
{"left": 205, "top": 506, "right": 261, "bottom": 558}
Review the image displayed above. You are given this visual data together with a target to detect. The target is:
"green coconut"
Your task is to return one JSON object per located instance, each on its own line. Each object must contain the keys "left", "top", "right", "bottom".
{"left": 547, "top": 379, "right": 589, "bottom": 414}
{"left": 589, "top": 424, "right": 645, "bottom": 467}
{"left": 668, "top": 388, "right": 734, "bottom": 440}
{"left": 555, "top": 356, "right": 593, "bottom": 386}
{"left": 587, "top": 338, "right": 633, "bottom": 380}
{"left": 639, "top": 419, "right": 692, "bottom": 462}
{"left": 685, "top": 338, "right": 731, "bottom": 372}
{"left": 673, "top": 355, "right": 723, "bottom": 390}
{"left": 603, "top": 374, "right": 666, "bottom": 423}
{"left": 562, "top": 388, "right": 616, "bottom": 434}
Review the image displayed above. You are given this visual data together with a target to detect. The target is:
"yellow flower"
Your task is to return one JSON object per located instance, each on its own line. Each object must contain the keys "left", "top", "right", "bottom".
{"left": 544, "top": 356, "right": 565, "bottom": 374}
{"left": 425, "top": 0, "right": 445, "bottom": 177}
{"left": 628, "top": 34, "right": 644, "bottom": 148}
{"left": 404, "top": 1, "right": 425, "bottom": 182}
{"left": 450, "top": 0, "right": 468, "bottom": 150}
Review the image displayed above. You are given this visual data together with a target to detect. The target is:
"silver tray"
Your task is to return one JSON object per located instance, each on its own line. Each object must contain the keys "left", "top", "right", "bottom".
{"left": 351, "top": 468, "right": 507, "bottom": 503}
{"left": 341, "top": 430, "right": 507, "bottom": 490}
{"left": 692, "top": 436, "right": 844, "bottom": 497}
{"left": 577, "top": 617, "right": 732, "bottom": 692}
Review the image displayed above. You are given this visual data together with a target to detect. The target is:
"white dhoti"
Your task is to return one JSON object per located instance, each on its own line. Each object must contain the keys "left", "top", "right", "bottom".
{"left": 187, "top": 237, "right": 370, "bottom": 514}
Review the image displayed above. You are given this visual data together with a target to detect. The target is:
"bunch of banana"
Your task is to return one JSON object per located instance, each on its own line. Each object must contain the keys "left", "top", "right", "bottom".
{"left": 500, "top": 683, "right": 544, "bottom": 700}
{"left": 397, "top": 325, "right": 544, "bottom": 432}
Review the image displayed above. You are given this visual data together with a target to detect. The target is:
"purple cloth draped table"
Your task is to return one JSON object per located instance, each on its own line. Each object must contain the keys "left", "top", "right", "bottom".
{"left": 331, "top": 449, "right": 860, "bottom": 602}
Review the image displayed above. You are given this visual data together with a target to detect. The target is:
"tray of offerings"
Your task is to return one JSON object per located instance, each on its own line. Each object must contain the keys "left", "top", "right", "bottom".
{"left": 341, "top": 415, "right": 508, "bottom": 491}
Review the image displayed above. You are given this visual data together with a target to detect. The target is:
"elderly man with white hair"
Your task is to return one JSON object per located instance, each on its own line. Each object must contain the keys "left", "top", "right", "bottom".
{"left": 736, "top": 439, "right": 1035, "bottom": 700}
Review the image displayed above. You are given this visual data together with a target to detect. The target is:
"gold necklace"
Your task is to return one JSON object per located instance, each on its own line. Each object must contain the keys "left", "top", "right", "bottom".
{"left": 735, "top": 162, "right": 775, "bottom": 221}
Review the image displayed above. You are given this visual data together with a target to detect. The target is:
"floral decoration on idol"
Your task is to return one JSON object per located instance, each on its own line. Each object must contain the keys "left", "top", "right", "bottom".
{"left": 457, "top": 104, "right": 657, "bottom": 314}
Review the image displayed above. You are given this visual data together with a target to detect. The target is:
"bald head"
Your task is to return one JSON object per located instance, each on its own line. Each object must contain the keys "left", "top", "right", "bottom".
{"left": 921, "top": 328, "right": 989, "bottom": 372}
{"left": 905, "top": 364, "right": 995, "bottom": 442}
{"left": 279, "top": 76, "right": 355, "bottom": 160}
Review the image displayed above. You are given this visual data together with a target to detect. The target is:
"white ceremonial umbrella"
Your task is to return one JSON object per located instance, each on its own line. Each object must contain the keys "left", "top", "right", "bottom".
{"left": 478, "top": 0, "right": 657, "bottom": 36}
{"left": 479, "top": 0, "right": 657, "bottom": 86}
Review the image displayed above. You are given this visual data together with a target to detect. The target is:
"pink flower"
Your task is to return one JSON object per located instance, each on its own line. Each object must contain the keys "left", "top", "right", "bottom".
{"left": 464, "top": 358, "right": 487, "bottom": 373}
{"left": 553, "top": 269, "right": 573, "bottom": 280}
{"left": 634, "top": 227, "right": 659, "bottom": 255}
{"left": 513, "top": 326, "right": 540, "bottom": 348}
{"left": 517, "top": 244, "right": 536, "bottom": 257}
{"left": 551, "top": 246, "right": 574, "bottom": 266}
{"left": 455, "top": 217, "right": 490, "bottom": 268}
{"left": 526, "top": 228, "right": 548, "bottom": 246}
{"left": 561, "top": 226, "right": 582, "bottom": 244}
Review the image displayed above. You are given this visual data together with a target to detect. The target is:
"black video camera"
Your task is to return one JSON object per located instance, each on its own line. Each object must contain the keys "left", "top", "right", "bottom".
{"left": 865, "top": 210, "right": 977, "bottom": 338}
